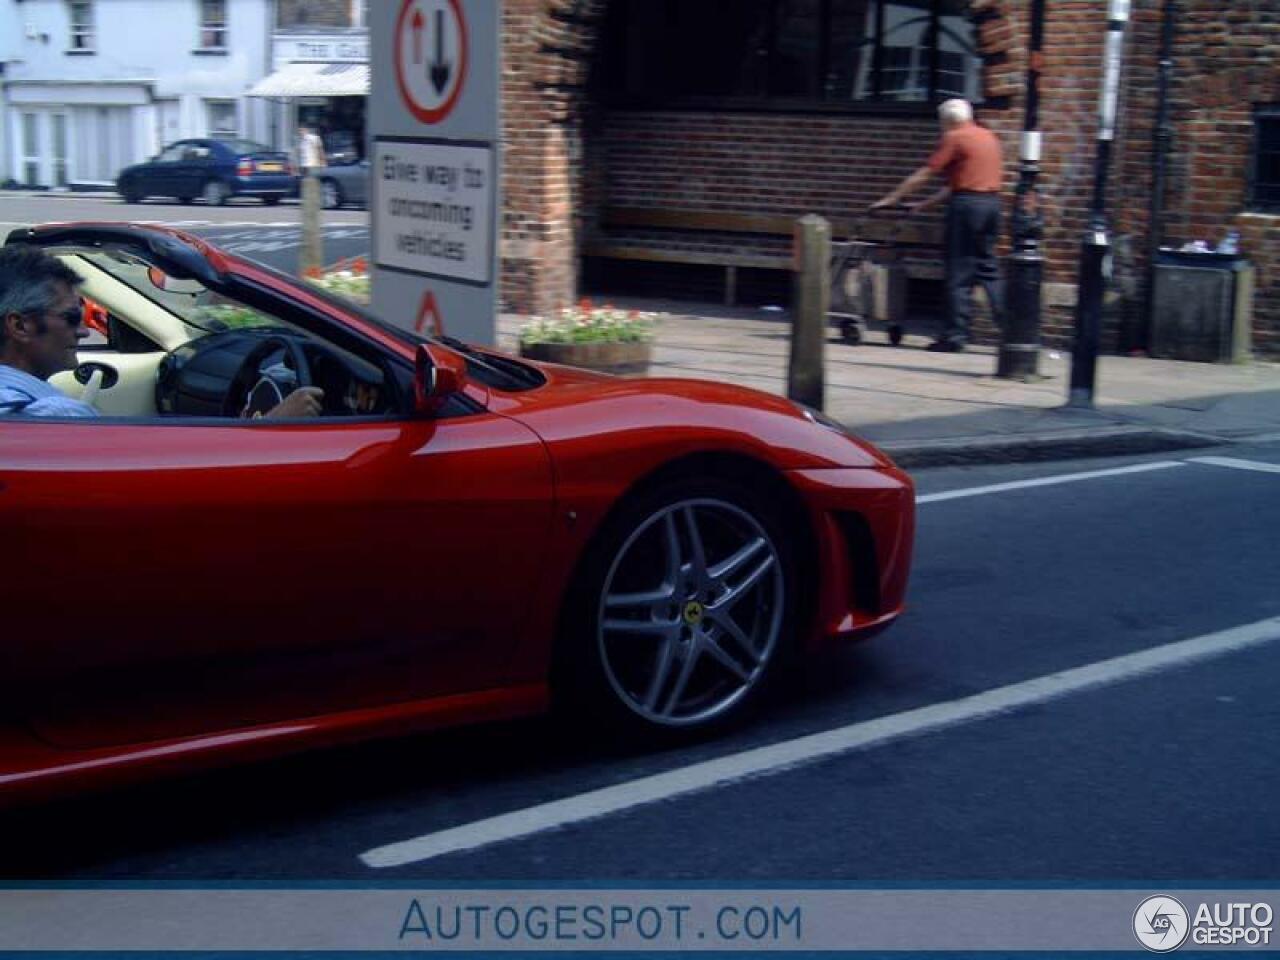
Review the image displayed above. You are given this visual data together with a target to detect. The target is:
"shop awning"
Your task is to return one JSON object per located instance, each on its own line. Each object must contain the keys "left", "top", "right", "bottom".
{"left": 248, "top": 62, "right": 369, "bottom": 98}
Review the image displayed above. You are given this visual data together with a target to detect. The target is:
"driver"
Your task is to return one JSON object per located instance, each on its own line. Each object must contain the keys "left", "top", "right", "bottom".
{"left": 0, "top": 245, "right": 323, "bottom": 418}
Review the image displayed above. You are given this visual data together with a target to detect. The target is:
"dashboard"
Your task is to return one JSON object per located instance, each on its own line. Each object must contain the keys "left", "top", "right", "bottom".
{"left": 155, "top": 328, "right": 395, "bottom": 418}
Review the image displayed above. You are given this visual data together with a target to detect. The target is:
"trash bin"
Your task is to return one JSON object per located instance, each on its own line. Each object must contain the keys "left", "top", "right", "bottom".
{"left": 1150, "top": 249, "right": 1254, "bottom": 363}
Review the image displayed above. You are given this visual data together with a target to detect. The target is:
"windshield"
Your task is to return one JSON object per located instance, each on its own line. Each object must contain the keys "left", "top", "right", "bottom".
{"left": 217, "top": 139, "right": 273, "bottom": 156}
{"left": 77, "top": 244, "right": 544, "bottom": 391}
{"left": 79, "top": 250, "right": 280, "bottom": 334}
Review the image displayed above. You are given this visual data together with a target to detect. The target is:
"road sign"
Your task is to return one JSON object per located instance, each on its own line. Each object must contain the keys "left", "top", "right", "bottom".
{"left": 371, "top": 0, "right": 498, "bottom": 345}
{"left": 394, "top": 0, "right": 468, "bottom": 125}
{"left": 373, "top": 138, "right": 493, "bottom": 285}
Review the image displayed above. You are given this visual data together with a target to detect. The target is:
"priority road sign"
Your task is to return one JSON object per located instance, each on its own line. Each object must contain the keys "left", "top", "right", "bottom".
{"left": 371, "top": 0, "right": 499, "bottom": 346}
{"left": 395, "top": 0, "right": 468, "bottom": 125}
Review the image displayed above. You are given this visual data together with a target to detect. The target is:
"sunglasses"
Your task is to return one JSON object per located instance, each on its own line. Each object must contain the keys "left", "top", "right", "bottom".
{"left": 34, "top": 306, "right": 84, "bottom": 329}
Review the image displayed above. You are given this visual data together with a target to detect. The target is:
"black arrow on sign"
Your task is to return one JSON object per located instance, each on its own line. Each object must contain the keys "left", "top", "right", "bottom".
{"left": 430, "top": 8, "right": 451, "bottom": 95}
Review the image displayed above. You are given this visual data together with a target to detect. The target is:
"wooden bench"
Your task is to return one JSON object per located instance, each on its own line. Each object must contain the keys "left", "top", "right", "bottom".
{"left": 583, "top": 207, "right": 945, "bottom": 306}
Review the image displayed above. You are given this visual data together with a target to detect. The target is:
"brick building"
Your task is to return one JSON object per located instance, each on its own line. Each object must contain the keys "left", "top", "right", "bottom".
{"left": 499, "top": 0, "right": 1279, "bottom": 356}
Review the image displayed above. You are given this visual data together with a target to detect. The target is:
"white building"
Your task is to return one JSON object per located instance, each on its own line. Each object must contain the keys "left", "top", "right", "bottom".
{"left": 250, "top": 7, "right": 369, "bottom": 166}
{"left": 0, "top": 0, "right": 276, "bottom": 189}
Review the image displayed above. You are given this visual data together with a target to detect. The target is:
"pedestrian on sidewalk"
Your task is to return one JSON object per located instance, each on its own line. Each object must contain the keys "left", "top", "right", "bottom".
{"left": 870, "top": 98, "right": 1005, "bottom": 353}
{"left": 297, "top": 125, "right": 326, "bottom": 177}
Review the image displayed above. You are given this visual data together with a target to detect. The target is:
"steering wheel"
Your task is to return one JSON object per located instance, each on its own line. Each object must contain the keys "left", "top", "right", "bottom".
{"left": 223, "top": 335, "right": 313, "bottom": 418}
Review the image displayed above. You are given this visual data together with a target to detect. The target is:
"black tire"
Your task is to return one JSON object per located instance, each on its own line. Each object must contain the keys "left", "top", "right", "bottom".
{"left": 841, "top": 318, "right": 863, "bottom": 345}
{"left": 888, "top": 324, "right": 904, "bottom": 346}
{"left": 320, "top": 178, "right": 343, "bottom": 210}
{"left": 202, "top": 179, "right": 230, "bottom": 206}
{"left": 118, "top": 181, "right": 142, "bottom": 204}
{"left": 554, "top": 474, "right": 798, "bottom": 741}
{"left": 262, "top": 195, "right": 282, "bottom": 206}
{"left": 179, "top": 196, "right": 194, "bottom": 205}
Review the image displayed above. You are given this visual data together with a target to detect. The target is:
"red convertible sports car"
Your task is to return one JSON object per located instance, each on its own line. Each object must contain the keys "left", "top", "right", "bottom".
{"left": 0, "top": 223, "right": 914, "bottom": 804}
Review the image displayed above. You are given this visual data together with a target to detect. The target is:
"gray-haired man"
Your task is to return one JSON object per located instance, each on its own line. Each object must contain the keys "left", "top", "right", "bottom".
{"left": 870, "top": 98, "right": 1005, "bottom": 352}
{"left": 0, "top": 244, "right": 322, "bottom": 418}
{"left": 0, "top": 244, "right": 97, "bottom": 416}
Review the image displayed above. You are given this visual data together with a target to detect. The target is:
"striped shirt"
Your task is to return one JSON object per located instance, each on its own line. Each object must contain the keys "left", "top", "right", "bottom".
{"left": 0, "top": 364, "right": 99, "bottom": 418}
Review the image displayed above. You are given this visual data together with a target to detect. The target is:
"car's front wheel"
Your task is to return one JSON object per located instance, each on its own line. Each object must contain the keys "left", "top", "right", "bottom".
{"left": 558, "top": 476, "right": 795, "bottom": 738}
{"left": 320, "top": 179, "right": 343, "bottom": 210}
{"left": 118, "top": 181, "right": 142, "bottom": 204}
{"left": 202, "top": 179, "right": 230, "bottom": 206}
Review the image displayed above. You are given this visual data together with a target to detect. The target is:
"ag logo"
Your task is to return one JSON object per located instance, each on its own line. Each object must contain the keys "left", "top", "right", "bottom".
{"left": 1134, "top": 896, "right": 1190, "bottom": 952}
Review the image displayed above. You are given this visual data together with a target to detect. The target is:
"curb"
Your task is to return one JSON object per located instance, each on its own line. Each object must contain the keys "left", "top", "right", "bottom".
{"left": 0, "top": 189, "right": 116, "bottom": 200}
{"left": 877, "top": 426, "right": 1223, "bottom": 470}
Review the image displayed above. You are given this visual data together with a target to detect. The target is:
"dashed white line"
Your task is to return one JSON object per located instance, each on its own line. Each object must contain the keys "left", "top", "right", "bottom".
{"left": 358, "top": 614, "right": 1280, "bottom": 869}
{"left": 1188, "top": 456, "right": 1280, "bottom": 475}
{"left": 914, "top": 460, "right": 1185, "bottom": 504}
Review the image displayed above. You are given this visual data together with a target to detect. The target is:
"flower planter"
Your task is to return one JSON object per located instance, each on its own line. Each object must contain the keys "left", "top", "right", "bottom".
{"left": 519, "top": 339, "right": 652, "bottom": 376}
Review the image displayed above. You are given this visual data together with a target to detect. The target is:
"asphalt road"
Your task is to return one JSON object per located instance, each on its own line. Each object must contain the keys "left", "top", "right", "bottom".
{"left": 0, "top": 191, "right": 370, "bottom": 270}
{"left": 5, "top": 442, "right": 1278, "bottom": 882}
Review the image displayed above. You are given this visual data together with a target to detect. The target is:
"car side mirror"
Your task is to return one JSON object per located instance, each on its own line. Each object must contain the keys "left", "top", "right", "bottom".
{"left": 414, "top": 342, "right": 467, "bottom": 414}
{"left": 147, "top": 266, "right": 204, "bottom": 295}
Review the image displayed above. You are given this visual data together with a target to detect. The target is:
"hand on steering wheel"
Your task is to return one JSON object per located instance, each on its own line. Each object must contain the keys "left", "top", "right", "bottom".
{"left": 223, "top": 335, "right": 318, "bottom": 418}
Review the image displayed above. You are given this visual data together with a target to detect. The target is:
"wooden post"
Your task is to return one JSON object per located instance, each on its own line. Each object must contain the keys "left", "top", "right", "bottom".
{"left": 299, "top": 174, "right": 323, "bottom": 277}
{"left": 789, "top": 214, "right": 829, "bottom": 410}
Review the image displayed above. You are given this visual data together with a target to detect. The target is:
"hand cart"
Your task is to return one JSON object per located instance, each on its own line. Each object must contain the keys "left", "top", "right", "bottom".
{"left": 828, "top": 212, "right": 908, "bottom": 347}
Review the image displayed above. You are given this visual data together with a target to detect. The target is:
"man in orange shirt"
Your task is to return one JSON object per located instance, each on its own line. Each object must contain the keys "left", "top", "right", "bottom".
{"left": 871, "top": 99, "right": 1005, "bottom": 352}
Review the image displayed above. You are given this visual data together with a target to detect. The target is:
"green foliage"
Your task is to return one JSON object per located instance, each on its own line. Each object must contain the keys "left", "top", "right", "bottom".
{"left": 519, "top": 301, "right": 659, "bottom": 346}
{"left": 191, "top": 304, "right": 276, "bottom": 330}
{"left": 306, "top": 269, "right": 371, "bottom": 304}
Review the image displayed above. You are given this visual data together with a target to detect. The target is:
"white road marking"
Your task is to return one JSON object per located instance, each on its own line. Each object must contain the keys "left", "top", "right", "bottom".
{"left": 359, "top": 614, "right": 1280, "bottom": 868}
{"left": 914, "top": 460, "right": 1185, "bottom": 504}
{"left": 1188, "top": 456, "right": 1280, "bottom": 475}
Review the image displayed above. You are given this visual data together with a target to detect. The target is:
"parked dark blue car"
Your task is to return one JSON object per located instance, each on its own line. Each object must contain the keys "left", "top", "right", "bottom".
{"left": 116, "top": 139, "right": 297, "bottom": 206}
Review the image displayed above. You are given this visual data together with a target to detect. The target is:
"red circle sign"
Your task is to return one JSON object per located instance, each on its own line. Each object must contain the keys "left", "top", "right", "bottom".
{"left": 394, "top": 0, "right": 469, "bottom": 125}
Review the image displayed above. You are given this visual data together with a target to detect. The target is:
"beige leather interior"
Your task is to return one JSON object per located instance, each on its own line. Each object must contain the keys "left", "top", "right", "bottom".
{"left": 50, "top": 352, "right": 169, "bottom": 417}
{"left": 48, "top": 253, "right": 202, "bottom": 418}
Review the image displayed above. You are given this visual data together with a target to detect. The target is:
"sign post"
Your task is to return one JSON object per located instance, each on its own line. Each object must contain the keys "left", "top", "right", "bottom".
{"left": 369, "top": 0, "right": 499, "bottom": 345}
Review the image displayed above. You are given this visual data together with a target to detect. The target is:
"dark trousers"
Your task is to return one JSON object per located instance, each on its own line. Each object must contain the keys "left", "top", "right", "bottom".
{"left": 943, "top": 192, "right": 1004, "bottom": 343}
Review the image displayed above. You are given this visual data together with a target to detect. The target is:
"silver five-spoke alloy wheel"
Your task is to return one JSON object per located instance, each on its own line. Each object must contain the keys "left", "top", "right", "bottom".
{"left": 596, "top": 497, "right": 785, "bottom": 727}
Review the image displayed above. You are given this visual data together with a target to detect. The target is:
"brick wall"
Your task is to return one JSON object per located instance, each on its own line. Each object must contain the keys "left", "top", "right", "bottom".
{"left": 499, "top": 0, "right": 601, "bottom": 317}
{"left": 502, "top": 0, "right": 1280, "bottom": 355}
{"left": 1122, "top": 0, "right": 1280, "bottom": 355}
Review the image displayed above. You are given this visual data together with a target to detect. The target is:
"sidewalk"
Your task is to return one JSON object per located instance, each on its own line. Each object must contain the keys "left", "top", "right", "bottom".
{"left": 499, "top": 299, "right": 1280, "bottom": 468}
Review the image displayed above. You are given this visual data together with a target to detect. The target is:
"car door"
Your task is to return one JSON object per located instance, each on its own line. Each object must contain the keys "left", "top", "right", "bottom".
{"left": 349, "top": 160, "right": 370, "bottom": 208}
{"left": 0, "top": 412, "right": 555, "bottom": 749}
{"left": 148, "top": 143, "right": 188, "bottom": 198}
{"left": 175, "top": 142, "right": 213, "bottom": 200}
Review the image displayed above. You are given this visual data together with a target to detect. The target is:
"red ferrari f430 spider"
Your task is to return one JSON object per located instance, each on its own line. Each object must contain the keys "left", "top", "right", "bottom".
{"left": 0, "top": 223, "right": 914, "bottom": 803}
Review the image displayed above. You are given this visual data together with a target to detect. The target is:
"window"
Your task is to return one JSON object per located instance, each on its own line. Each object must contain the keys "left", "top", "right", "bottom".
{"left": 158, "top": 143, "right": 188, "bottom": 163}
{"left": 67, "top": 1, "right": 95, "bottom": 52}
{"left": 207, "top": 100, "right": 239, "bottom": 138}
{"left": 52, "top": 115, "right": 69, "bottom": 188}
{"left": 200, "top": 0, "right": 227, "bottom": 49}
{"left": 21, "top": 114, "right": 40, "bottom": 186}
{"left": 277, "top": 0, "right": 351, "bottom": 28}
{"left": 603, "top": 0, "right": 982, "bottom": 110}
{"left": 1249, "top": 107, "right": 1280, "bottom": 213}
